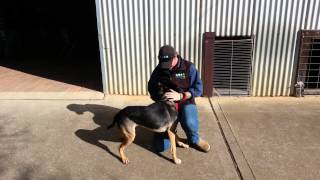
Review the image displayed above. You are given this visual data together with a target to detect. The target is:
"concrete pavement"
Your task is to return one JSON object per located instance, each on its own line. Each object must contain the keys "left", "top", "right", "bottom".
{"left": 0, "top": 96, "right": 238, "bottom": 180}
{"left": 211, "top": 97, "right": 320, "bottom": 180}
{"left": 1, "top": 95, "right": 319, "bottom": 180}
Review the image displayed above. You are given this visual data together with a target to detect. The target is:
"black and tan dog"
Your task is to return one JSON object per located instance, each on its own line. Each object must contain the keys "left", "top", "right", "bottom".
{"left": 107, "top": 83, "right": 188, "bottom": 165}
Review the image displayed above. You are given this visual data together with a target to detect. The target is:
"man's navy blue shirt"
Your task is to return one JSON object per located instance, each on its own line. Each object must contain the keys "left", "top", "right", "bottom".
{"left": 148, "top": 57, "right": 203, "bottom": 102}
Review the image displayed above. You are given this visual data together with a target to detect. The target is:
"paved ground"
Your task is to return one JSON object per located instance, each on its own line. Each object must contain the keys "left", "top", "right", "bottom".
{"left": 1, "top": 96, "right": 319, "bottom": 180}
{"left": 211, "top": 97, "right": 320, "bottom": 180}
{"left": 0, "top": 96, "right": 238, "bottom": 180}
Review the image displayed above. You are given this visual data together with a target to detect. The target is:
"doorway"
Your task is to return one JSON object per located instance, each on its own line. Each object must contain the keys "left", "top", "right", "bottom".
{"left": 0, "top": 0, "right": 103, "bottom": 93}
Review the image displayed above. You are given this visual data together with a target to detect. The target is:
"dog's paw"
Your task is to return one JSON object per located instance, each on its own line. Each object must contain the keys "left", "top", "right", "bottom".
{"left": 122, "top": 157, "right": 130, "bottom": 165}
{"left": 173, "top": 158, "right": 182, "bottom": 165}
{"left": 177, "top": 141, "right": 189, "bottom": 148}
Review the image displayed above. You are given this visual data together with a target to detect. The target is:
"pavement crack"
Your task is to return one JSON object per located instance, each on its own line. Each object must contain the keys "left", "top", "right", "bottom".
{"left": 208, "top": 97, "right": 245, "bottom": 180}
{"left": 216, "top": 99, "right": 257, "bottom": 180}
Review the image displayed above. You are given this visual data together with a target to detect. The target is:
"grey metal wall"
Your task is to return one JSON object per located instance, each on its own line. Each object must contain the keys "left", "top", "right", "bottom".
{"left": 96, "top": 0, "right": 320, "bottom": 96}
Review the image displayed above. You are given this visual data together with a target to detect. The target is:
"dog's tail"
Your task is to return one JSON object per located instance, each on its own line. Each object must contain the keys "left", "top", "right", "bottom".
{"left": 107, "top": 119, "right": 116, "bottom": 129}
{"left": 107, "top": 112, "right": 120, "bottom": 129}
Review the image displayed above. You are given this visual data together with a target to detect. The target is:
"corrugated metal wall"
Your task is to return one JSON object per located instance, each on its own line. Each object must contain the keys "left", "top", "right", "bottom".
{"left": 97, "top": 0, "right": 320, "bottom": 96}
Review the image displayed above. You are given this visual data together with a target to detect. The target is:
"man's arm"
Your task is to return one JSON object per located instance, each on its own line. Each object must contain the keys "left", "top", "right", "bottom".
{"left": 148, "top": 68, "right": 161, "bottom": 101}
{"left": 186, "top": 64, "right": 203, "bottom": 99}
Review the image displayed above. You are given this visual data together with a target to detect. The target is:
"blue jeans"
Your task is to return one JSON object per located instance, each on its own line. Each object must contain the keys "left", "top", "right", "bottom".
{"left": 153, "top": 103, "right": 200, "bottom": 152}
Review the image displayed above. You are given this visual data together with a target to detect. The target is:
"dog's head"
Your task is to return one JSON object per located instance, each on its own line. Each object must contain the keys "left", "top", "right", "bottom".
{"left": 151, "top": 69, "right": 183, "bottom": 102}
{"left": 156, "top": 82, "right": 171, "bottom": 101}
{"left": 156, "top": 81, "right": 182, "bottom": 102}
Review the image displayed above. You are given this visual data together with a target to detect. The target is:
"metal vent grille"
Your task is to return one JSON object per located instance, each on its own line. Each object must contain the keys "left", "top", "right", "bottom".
{"left": 213, "top": 37, "right": 253, "bottom": 96}
{"left": 296, "top": 30, "right": 320, "bottom": 95}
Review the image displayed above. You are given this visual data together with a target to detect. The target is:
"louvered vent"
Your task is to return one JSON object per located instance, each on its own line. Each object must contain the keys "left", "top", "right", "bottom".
{"left": 213, "top": 37, "right": 253, "bottom": 96}
{"left": 296, "top": 30, "right": 320, "bottom": 95}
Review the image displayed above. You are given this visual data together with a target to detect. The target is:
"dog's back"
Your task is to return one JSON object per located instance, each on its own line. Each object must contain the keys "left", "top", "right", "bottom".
{"left": 108, "top": 101, "right": 177, "bottom": 132}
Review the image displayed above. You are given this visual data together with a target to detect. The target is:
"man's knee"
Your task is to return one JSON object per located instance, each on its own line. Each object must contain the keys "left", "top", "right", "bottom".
{"left": 179, "top": 104, "right": 199, "bottom": 131}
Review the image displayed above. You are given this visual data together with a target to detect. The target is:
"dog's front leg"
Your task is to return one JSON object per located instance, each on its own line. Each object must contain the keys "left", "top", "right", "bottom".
{"left": 167, "top": 129, "right": 181, "bottom": 164}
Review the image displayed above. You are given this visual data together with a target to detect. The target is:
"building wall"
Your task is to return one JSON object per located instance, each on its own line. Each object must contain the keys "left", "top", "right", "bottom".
{"left": 96, "top": 0, "right": 320, "bottom": 96}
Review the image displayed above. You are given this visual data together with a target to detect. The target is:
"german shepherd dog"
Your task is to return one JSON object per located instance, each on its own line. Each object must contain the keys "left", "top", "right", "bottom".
{"left": 107, "top": 82, "right": 188, "bottom": 165}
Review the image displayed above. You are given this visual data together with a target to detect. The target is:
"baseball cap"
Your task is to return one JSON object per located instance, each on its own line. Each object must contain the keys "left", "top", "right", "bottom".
{"left": 158, "top": 45, "right": 176, "bottom": 69}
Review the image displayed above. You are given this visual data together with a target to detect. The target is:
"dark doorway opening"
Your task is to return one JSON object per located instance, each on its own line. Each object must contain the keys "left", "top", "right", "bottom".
{"left": 0, "top": 0, "right": 102, "bottom": 92}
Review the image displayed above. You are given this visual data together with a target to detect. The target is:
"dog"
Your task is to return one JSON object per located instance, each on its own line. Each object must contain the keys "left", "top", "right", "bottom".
{"left": 107, "top": 82, "right": 188, "bottom": 165}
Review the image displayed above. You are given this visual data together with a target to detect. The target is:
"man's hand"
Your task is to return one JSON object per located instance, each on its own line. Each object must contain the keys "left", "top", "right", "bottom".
{"left": 164, "top": 89, "right": 182, "bottom": 102}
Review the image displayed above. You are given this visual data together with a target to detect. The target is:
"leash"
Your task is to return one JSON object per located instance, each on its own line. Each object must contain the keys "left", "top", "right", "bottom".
{"left": 175, "top": 103, "right": 179, "bottom": 111}
{"left": 175, "top": 92, "right": 188, "bottom": 111}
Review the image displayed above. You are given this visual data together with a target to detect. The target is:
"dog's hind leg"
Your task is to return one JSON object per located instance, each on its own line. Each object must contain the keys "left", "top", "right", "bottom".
{"left": 170, "top": 121, "right": 189, "bottom": 148}
{"left": 175, "top": 134, "right": 189, "bottom": 148}
{"left": 119, "top": 125, "right": 136, "bottom": 165}
{"left": 167, "top": 129, "right": 181, "bottom": 164}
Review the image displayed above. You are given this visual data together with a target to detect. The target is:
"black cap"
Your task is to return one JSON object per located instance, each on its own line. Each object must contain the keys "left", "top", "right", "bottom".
{"left": 158, "top": 45, "right": 176, "bottom": 69}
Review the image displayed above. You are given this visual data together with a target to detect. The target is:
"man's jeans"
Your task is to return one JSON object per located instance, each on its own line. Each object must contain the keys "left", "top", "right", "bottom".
{"left": 153, "top": 103, "right": 200, "bottom": 152}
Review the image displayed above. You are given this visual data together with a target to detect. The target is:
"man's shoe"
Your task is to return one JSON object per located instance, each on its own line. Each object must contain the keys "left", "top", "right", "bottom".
{"left": 191, "top": 138, "right": 210, "bottom": 152}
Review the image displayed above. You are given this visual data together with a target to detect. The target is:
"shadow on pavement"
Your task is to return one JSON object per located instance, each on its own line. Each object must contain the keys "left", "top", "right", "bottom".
{"left": 67, "top": 104, "right": 171, "bottom": 163}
